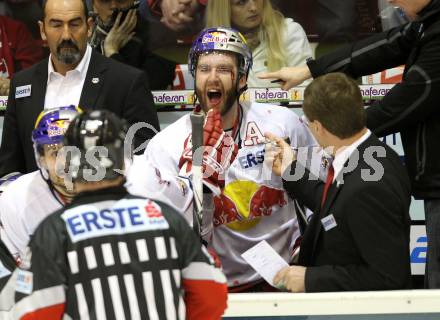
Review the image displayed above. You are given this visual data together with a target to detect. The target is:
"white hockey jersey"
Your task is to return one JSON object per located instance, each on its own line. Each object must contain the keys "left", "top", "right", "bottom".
{"left": 0, "top": 171, "right": 63, "bottom": 262}
{"left": 129, "top": 101, "right": 319, "bottom": 287}
{"left": 126, "top": 156, "right": 193, "bottom": 217}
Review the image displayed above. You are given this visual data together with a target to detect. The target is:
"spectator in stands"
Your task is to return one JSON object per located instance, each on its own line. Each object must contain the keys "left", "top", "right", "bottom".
{"left": 316, "top": 0, "right": 357, "bottom": 43}
{"left": 1, "top": 0, "right": 43, "bottom": 39}
{"left": 149, "top": 0, "right": 206, "bottom": 31}
{"left": 205, "top": 0, "right": 312, "bottom": 88}
{"left": 0, "top": 0, "right": 159, "bottom": 178}
{"left": 267, "top": 73, "right": 412, "bottom": 292}
{"left": 259, "top": 0, "right": 440, "bottom": 289}
{"left": 89, "top": 0, "right": 176, "bottom": 89}
{"left": 0, "top": 15, "right": 44, "bottom": 96}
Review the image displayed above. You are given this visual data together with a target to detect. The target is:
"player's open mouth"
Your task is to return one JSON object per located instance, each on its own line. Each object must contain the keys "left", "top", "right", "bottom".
{"left": 207, "top": 89, "right": 222, "bottom": 106}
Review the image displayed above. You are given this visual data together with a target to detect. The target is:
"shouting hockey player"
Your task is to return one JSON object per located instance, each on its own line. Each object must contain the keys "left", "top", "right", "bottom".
{"left": 128, "top": 27, "right": 318, "bottom": 291}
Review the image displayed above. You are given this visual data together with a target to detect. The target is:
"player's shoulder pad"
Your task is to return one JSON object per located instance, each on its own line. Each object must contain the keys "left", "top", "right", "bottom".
{"left": 126, "top": 194, "right": 189, "bottom": 227}
{"left": 144, "top": 114, "right": 190, "bottom": 152}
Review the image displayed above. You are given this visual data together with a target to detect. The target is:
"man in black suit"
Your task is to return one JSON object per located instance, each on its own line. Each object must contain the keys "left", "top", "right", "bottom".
{"left": 0, "top": 0, "right": 160, "bottom": 177}
{"left": 266, "top": 72, "right": 412, "bottom": 292}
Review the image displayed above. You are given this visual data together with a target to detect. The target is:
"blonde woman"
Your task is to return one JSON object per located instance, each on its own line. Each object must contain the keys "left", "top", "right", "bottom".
{"left": 206, "top": 0, "right": 312, "bottom": 88}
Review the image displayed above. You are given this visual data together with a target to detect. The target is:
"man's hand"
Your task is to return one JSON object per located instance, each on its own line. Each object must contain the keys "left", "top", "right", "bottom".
{"left": 264, "top": 132, "right": 296, "bottom": 177}
{"left": 179, "top": 109, "right": 238, "bottom": 194}
{"left": 258, "top": 65, "right": 312, "bottom": 91}
{"left": 103, "top": 10, "right": 137, "bottom": 57}
{"left": 273, "top": 266, "right": 306, "bottom": 293}
{"left": 160, "top": 0, "right": 200, "bottom": 31}
{"left": 0, "top": 78, "right": 10, "bottom": 96}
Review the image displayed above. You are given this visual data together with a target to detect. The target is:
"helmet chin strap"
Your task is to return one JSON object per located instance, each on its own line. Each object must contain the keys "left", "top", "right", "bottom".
{"left": 37, "top": 157, "right": 50, "bottom": 181}
{"left": 38, "top": 169, "right": 75, "bottom": 205}
{"left": 192, "top": 77, "right": 199, "bottom": 108}
{"left": 235, "top": 72, "right": 248, "bottom": 108}
{"left": 51, "top": 179, "right": 76, "bottom": 203}
{"left": 37, "top": 157, "right": 76, "bottom": 201}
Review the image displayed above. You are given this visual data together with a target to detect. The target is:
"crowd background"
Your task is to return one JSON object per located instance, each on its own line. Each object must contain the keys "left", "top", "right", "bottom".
{"left": 0, "top": 0, "right": 384, "bottom": 73}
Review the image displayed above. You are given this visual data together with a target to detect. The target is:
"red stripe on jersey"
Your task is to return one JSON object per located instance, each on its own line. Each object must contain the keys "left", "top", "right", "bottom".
{"left": 183, "top": 279, "right": 228, "bottom": 320}
{"left": 20, "top": 303, "right": 65, "bottom": 320}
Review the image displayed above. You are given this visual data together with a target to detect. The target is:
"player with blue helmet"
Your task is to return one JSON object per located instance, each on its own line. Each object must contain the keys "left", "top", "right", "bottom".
{"left": 32, "top": 105, "right": 82, "bottom": 201}
{"left": 188, "top": 26, "right": 252, "bottom": 114}
{"left": 0, "top": 105, "right": 80, "bottom": 263}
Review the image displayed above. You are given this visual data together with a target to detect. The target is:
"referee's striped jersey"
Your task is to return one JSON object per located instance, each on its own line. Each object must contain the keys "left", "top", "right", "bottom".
{"left": 11, "top": 186, "right": 228, "bottom": 319}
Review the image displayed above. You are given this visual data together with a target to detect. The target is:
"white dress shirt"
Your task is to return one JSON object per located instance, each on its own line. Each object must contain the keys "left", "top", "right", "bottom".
{"left": 332, "top": 129, "right": 371, "bottom": 183}
{"left": 44, "top": 45, "right": 92, "bottom": 109}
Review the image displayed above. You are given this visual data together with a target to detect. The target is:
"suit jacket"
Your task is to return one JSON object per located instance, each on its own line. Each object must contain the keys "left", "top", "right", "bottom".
{"left": 0, "top": 51, "right": 160, "bottom": 177}
{"left": 283, "top": 133, "right": 412, "bottom": 292}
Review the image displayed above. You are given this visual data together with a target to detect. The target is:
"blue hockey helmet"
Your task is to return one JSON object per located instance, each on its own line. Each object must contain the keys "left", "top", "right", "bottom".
{"left": 188, "top": 27, "right": 253, "bottom": 79}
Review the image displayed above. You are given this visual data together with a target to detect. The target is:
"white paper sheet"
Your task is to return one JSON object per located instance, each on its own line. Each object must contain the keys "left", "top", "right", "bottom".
{"left": 241, "top": 240, "right": 289, "bottom": 287}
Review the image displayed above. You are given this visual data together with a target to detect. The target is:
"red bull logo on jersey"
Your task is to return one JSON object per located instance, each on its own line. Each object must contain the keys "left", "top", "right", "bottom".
{"left": 62, "top": 199, "right": 169, "bottom": 243}
{"left": 213, "top": 180, "right": 287, "bottom": 231}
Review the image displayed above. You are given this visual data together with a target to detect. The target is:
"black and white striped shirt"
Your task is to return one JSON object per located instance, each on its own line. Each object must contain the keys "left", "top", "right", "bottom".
{"left": 12, "top": 186, "right": 227, "bottom": 320}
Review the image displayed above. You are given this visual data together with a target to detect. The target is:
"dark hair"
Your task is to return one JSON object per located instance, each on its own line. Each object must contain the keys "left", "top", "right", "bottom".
{"left": 303, "top": 72, "right": 366, "bottom": 139}
{"left": 42, "top": 0, "right": 89, "bottom": 20}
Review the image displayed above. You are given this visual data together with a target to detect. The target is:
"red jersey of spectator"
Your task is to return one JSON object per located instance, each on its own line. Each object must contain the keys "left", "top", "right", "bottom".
{"left": 0, "top": 15, "right": 44, "bottom": 78}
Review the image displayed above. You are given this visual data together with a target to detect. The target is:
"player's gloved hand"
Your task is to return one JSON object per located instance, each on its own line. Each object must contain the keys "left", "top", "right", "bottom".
{"left": 179, "top": 108, "right": 238, "bottom": 194}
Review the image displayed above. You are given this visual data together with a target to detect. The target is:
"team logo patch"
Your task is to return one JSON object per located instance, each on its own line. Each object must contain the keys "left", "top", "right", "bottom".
{"left": 16, "top": 270, "right": 33, "bottom": 295}
{"left": 213, "top": 180, "right": 286, "bottom": 231}
{"left": 47, "top": 120, "right": 69, "bottom": 137}
{"left": 15, "top": 85, "right": 31, "bottom": 99}
{"left": 177, "top": 178, "right": 188, "bottom": 197}
{"left": 62, "top": 199, "right": 169, "bottom": 243}
{"left": 321, "top": 214, "right": 337, "bottom": 231}
{"left": 155, "top": 168, "right": 171, "bottom": 187}
{"left": 202, "top": 31, "right": 228, "bottom": 44}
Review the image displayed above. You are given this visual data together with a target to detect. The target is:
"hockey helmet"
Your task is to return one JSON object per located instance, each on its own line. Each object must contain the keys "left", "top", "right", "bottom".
{"left": 63, "top": 110, "right": 128, "bottom": 182}
{"left": 32, "top": 106, "right": 81, "bottom": 180}
{"left": 188, "top": 27, "right": 253, "bottom": 79}
{"left": 32, "top": 105, "right": 82, "bottom": 152}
